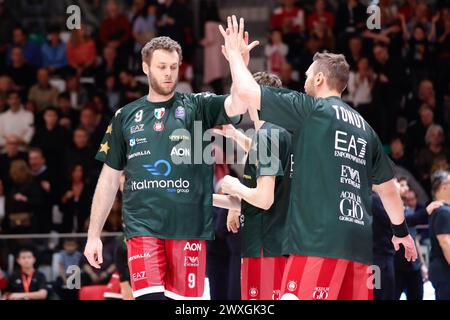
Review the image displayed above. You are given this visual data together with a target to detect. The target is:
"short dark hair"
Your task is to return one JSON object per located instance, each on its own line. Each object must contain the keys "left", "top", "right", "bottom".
{"left": 7, "top": 89, "right": 21, "bottom": 99}
{"left": 58, "top": 92, "right": 70, "bottom": 101}
{"left": 17, "top": 247, "right": 35, "bottom": 258}
{"left": 141, "top": 36, "right": 183, "bottom": 65}
{"left": 431, "top": 170, "right": 450, "bottom": 197}
{"left": 43, "top": 106, "right": 59, "bottom": 116}
{"left": 390, "top": 134, "right": 405, "bottom": 145}
{"left": 373, "top": 43, "right": 388, "bottom": 51}
{"left": 28, "top": 147, "right": 45, "bottom": 159}
{"left": 395, "top": 175, "right": 408, "bottom": 184}
{"left": 253, "top": 72, "right": 282, "bottom": 88}
{"left": 312, "top": 52, "right": 350, "bottom": 93}
{"left": 63, "top": 238, "right": 78, "bottom": 246}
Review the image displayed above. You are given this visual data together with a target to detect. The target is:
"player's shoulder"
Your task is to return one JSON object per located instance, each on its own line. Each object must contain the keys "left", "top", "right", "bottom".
{"left": 114, "top": 96, "right": 148, "bottom": 118}
{"left": 184, "top": 91, "right": 219, "bottom": 101}
{"left": 434, "top": 204, "right": 450, "bottom": 220}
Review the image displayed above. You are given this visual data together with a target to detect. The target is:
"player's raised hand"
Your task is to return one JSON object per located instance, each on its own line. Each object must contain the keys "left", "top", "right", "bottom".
{"left": 221, "top": 30, "right": 259, "bottom": 67}
{"left": 219, "top": 16, "right": 250, "bottom": 59}
{"left": 84, "top": 237, "right": 103, "bottom": 269}
{"left": 392, "top": 235, "right": 418, "bottom": 262}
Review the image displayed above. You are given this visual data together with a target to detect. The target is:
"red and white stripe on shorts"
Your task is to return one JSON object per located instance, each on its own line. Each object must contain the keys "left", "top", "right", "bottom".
{"left": 280, "top": 255, "right": 373, "bottom": 300}
{"left": 126, "top": 236, "right": 206, "bottom": 299}
{"left": 241, "top": 255, "right": 288, "bottom": 300}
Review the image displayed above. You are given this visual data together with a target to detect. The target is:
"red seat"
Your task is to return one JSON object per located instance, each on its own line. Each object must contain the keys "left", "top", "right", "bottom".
{"left": 79, "top": 285, "right": 108, "bottom": 300}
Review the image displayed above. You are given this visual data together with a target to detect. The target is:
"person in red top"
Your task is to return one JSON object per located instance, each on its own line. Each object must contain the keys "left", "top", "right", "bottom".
{"left": 270, "top": 0, "right": 305, "bottom": 35}
{"left": 0, "top": 268, "right": 7, "bottom": 292}
{"left": 66, "top": 25, "right": 97, "bottom": 77}
{"left": 306, "top": 0, "right": 335, "bottom": 31}
{"left": 100, "top": 0, "right": 132, "bottom": 65}
{"left": 398, "top": 0, "right": 418, "bottom": 22}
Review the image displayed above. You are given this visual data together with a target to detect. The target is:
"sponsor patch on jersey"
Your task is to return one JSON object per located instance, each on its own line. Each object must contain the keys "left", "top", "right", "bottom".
{"left": 129, "top": 137, "right": 148, "bottom": 147}
{"left": 175, "top": 106, "right": 185, "bottom": 119}
{"left": 130, "top": 124, "right": 144, "bottom": 134}
{"left": 154, "top": 108, "right": 165, "bottom": 120}
{"left": 153, "top": 121, "right": 164, "bottom": 132}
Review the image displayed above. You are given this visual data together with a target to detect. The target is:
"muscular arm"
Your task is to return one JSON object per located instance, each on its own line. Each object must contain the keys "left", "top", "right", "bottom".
{"left": 227, "top": 51, "right": 261, "bottom": 113}
{"left": 372, "top": 178, "right": 406, "bottom": 225}
{"left": 437, "top": 234, "right": 450, "bottom": 265}
{"left": 87, "top": 164, "right": 122, "bottom": 238}
{"left": 224, "top": 83, "right": 253, "bottom": 117}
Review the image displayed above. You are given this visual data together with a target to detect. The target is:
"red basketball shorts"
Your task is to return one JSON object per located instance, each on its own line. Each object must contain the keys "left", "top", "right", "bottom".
{"left": 280, "top": 255, "right": 373, "bottom": 300}
{"left": 126, "top": 236, "right": 206, "bottom": 299}
{"left": 241, "top": 256, "right": 288, "bottom": 300}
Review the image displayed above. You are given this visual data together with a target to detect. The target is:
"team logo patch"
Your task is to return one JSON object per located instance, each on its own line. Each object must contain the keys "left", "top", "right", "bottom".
{"left": 153, "top": 121, "right": 164, "bottom": 132}
{"left": 249, "top": 287, "right": 258, "bottom": 298}
{"left": 287, "top": 280, "right": 297, "bottom": 292}
{"left": 154, "top": 108, "right": 165, "bottom": 120}
{"left": 175, "top": 106, "right": 185, "bottom": 119}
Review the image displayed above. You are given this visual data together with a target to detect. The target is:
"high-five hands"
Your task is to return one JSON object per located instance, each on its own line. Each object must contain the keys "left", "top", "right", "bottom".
{"left": 219, "top": 15, "right": 259, "bottom": 66}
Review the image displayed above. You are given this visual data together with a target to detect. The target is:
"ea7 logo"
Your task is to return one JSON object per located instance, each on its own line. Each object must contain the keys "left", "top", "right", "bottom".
{"left": 132, "top": 271, "right": 146, "bottom": 281}
{"left": 130, "top": 124, "right": 144, "bottom": 134}
{"left": 184, "top": 242, "right": 202, "bottom": 251}
{"left": 335, "top": 131, "right": 367, "bottom": 158}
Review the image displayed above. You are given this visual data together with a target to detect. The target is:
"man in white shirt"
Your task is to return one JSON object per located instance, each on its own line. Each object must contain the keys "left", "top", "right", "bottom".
{"left": 0, "top": 90, "right": 34, "bottom": 149}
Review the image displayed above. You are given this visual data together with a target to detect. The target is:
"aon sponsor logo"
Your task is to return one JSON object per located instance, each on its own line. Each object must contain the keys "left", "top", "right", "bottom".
{"left": 184, "top": 242, "right": 202, "bottom": 251}
{"left": 171, "top": 147, "right": 191, "bottom": 157}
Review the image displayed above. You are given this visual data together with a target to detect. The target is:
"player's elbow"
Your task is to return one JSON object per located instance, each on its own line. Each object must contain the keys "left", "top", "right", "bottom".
{"left": 374, "top": 179, "right": 398, "bottom": 198}
{"left": 235, "top": 83, "right": 259, "bottom": 108}
{"left": 259, "top": 195, "right": 274, "bottom": 211}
